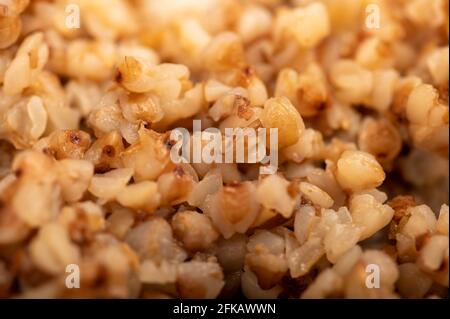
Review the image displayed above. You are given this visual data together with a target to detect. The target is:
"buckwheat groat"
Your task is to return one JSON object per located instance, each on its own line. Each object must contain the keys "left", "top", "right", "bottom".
{"left": 0, "top": 0, "right": 448, "bottom": 299}
{"left": 336, "top": 150, "right": 386, "bottom": 192}
{"left": 171, "top": 210, "right": 219, "bottom": 252}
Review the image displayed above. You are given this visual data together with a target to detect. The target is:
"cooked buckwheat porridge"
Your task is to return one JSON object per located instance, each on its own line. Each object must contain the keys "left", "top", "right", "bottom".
{"left": 0, "top": 0, "right": 448, "bottom": 299}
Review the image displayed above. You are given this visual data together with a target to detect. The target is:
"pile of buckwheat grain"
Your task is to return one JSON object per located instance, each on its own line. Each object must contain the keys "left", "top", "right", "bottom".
{"left": 0, "top": 0, "right": 448, "bottom": 299}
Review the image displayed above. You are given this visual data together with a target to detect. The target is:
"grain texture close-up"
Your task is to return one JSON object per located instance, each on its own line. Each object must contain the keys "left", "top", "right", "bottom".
{"left": 0, "top": 0, "right": 448, "bottom": 300}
